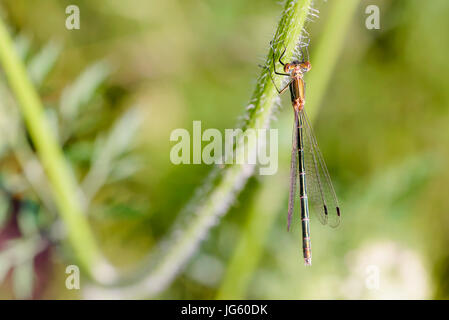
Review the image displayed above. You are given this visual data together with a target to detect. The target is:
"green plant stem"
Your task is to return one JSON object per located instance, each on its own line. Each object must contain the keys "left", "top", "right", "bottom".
{"left": 216, "top": 0, "right": 360, "bottom": 299}
{"left": 0, "top": 18, "right": 109, "bottom": 281}
{"left": 84, "top": 0, "right": 313, "bottom": 299}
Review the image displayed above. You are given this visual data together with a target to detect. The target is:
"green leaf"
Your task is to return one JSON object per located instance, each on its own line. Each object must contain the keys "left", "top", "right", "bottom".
{"left": 59, "top": 61, "right": 111, "bottom": 123}
{"left": 27, "top": 41, "right": 61, "bottom": 86}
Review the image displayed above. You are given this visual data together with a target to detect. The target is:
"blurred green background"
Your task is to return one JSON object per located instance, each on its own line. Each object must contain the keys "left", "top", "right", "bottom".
{"left": 1, "top": 0, "right": 449, "bottom": 299}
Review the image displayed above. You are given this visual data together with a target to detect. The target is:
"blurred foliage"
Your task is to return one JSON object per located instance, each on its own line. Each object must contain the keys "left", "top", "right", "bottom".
{"left": 1, "top": 0, "right": 449, "bottom": 299}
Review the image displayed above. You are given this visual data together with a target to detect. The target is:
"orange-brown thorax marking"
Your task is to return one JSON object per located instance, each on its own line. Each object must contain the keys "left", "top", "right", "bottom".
{"left": 284, "top": 61, "right": 311, "bottom": 112}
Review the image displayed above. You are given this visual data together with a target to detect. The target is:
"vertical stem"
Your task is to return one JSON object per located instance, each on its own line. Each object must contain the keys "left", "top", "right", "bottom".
{"left": 0, "top": 18, "right": 108, "bottom": 281}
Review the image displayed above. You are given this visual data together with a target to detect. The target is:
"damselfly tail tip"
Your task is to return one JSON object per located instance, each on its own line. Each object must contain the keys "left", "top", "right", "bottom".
{"left": 336, "top": 206, "right": 341, "bottom": 217}
{"left": 324, "top": 204, "right": 328, "bottom": 216}
{"left": 304, "top": 258, "right": 312, "bottom": 266}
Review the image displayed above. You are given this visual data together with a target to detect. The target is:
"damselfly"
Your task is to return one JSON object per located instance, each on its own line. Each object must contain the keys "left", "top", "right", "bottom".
{"left": 266, "top": 41, "right": 341, "bottom": 266}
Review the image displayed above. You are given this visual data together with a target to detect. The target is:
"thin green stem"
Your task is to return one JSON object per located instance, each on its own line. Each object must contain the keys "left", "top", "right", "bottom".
{"left": 0, "top": 18, "right": 112, "bottom": 282}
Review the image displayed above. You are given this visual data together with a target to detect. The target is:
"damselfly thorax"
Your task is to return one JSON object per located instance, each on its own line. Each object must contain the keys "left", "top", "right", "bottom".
{"left": 284, "top": 60, "right": 311, "bottom": 112}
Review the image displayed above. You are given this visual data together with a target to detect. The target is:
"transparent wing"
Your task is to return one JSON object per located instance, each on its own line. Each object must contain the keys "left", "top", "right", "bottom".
{"left": 300, "top": 109, "right": 341, "bottom": 228}
{"left": 287, "top": 111, "right": 299, "bottom": 231}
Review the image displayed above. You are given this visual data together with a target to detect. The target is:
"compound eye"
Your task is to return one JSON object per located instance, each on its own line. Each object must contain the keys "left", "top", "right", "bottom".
{"left": 303, "top": 61, "right": 311, "bottom": 71}
{"left": 299, "top": 63, "right": 309, "bottom": 73}
{"left": 283, "top": 63, "right": 292, "bottom": 73}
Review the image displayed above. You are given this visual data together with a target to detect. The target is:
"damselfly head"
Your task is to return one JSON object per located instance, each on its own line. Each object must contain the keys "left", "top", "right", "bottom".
{"left": 284, "top": 61, "right": 299, "bottom": 73}
{"left": 284, "top": 60, "right": 311, "bottom": 75}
